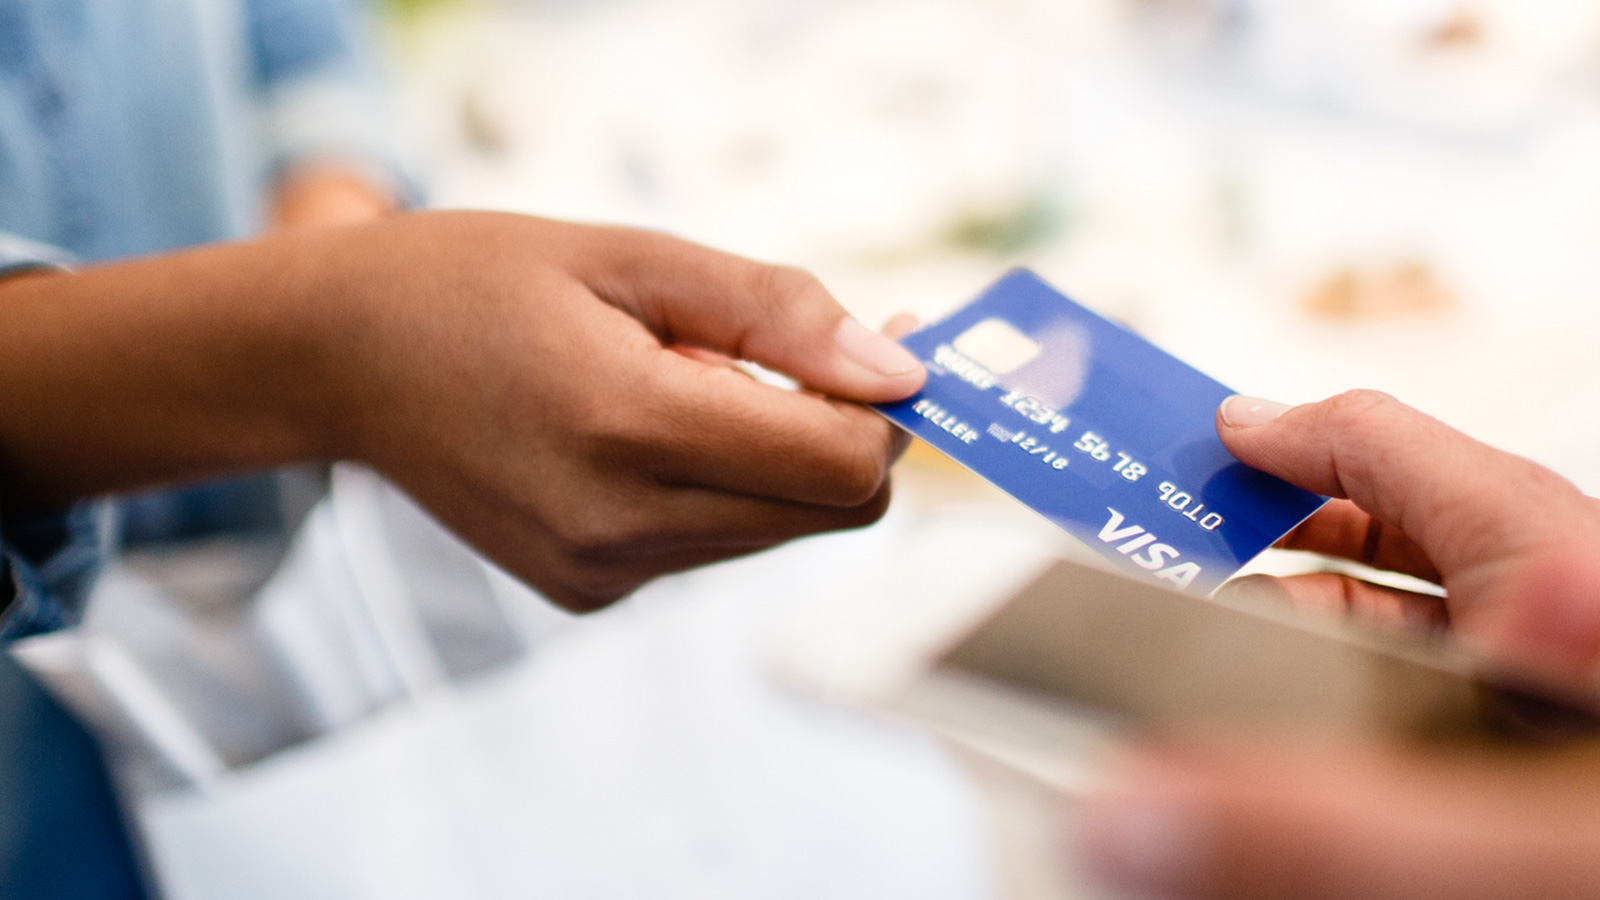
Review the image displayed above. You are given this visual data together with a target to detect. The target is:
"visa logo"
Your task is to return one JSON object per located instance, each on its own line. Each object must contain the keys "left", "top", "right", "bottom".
{"left": 1098, "top": 508, "right": 1202, "bottom": 590}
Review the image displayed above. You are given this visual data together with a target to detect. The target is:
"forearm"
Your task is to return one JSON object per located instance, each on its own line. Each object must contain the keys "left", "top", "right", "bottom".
{"left": 0, "top": 209, "right": 924, "bottom": 611}
{"left": 0, "top": 231, "right": 352, "bottom": 509}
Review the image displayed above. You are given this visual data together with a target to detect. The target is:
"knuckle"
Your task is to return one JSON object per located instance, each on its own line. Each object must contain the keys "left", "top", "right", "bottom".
{"left": 578, "top": 388, "right": 672, "bottom": 470}
{"left": 847, "top": 482, "right": 895, "bottom": 528}
{"left": 538, "top": 517, "right": 654, "bottom": 613}
{"left": 801, "top": 408, "right": 898, "bottom": 506}
{"left": 804, "top": 485, "right": 892, "bottom": 535}
{"left": 1317, "top": 390, "right": 1405, "bottom": 496}
{"left": 823, "top": 437, "right": 891, "bottom": 506}
{"left": 751, "top": 265, "right": 829, "bottom": 332}
{"left": 1509, "top": 458, "right": 1590, "bottom": 521}
{"left": 757, "top": 264, "right": 824, "bottom": 308}
{"left": 546, "top": 498, "right": 642, "bottom": 564}
{"left": 1321, "top": 389, "right": 1397, "bottom": 427}
{"left": 543, "top": 576, "right": 633, "bottom": 614}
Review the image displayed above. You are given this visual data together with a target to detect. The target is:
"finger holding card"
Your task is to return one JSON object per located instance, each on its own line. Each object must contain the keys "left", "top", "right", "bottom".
{"left": 1217, "top": 390, "right": 1600, "bottom": 687}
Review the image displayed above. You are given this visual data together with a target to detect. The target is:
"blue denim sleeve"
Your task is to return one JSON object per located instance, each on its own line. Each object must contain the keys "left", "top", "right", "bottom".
{"left": 0, "top": 502, "right": 107, "bottom": 642}
{"left": 0, "top": 234, "right": 106, "bottom": 642}
{"left": 246, "top": 0, "right": 365, "bottom": 87}
{"left": 0, "top": 233, "right": 73, "bottom": 279}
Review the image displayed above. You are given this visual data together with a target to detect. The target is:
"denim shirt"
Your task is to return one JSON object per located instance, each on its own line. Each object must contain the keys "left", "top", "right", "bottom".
{"left": 0, "top": 0, "right": 396, "bottom": 637}
{"left": 0, "top": 0, "right": 395, "bottom": 261}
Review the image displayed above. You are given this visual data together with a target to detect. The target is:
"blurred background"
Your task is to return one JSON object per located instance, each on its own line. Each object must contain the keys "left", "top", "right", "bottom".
{"left": 383, "top": 0, "right": 1600, "bottom": 489}
{"left": 20, "top": 0, "right": 1600, "bottom": 897}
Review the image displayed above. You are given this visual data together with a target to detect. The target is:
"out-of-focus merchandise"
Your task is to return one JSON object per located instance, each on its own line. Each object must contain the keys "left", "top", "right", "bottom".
{"left": 1133, "top": 0, "right": 1600, "bottom": 136}
{"left": 388, "top": 0, "right": 1110, "bottom": 271}
{"left": 1301, "top": 259, "right": 1457, "bottom": 321}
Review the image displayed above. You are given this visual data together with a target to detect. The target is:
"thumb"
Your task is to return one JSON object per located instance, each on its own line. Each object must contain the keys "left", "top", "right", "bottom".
{"left": 577, "top": 226, "right": 926, "bottom": 403}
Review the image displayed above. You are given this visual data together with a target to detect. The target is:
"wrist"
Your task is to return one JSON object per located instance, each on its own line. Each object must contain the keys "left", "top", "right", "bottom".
{"left": 246, "top": 224, "right": 383, "bottom": 469}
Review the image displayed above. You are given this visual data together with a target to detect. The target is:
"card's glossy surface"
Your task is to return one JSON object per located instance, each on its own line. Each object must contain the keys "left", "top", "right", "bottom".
{"left": 877, "top": 269, "right": 1327, "bottom": 594}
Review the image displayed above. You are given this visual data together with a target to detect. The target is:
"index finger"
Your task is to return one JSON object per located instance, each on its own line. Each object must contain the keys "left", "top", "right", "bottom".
{"left": 570, "top": 224, "right": 928, "bottom": 404}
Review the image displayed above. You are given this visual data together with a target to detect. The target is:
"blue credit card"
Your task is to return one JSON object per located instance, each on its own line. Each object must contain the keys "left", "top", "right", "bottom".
{"left": 876, "top": 269, "right": 1327, "bottom": 595}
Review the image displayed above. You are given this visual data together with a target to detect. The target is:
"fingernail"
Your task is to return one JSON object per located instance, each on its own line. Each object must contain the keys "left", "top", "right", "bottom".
{"left": 1220, "top": 395, "right": 1292, "bottom": 428}
{"left": 836, "top": 316, "right": 924, "bottom": 377}
{"left": 1080, "top": 760, "right": 1205, "bottom": 898}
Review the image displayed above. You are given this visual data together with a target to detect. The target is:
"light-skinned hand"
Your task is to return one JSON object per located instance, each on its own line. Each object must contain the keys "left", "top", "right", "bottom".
{"left": 1080, "top": 389, "right": 1600, "bottom": 900}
